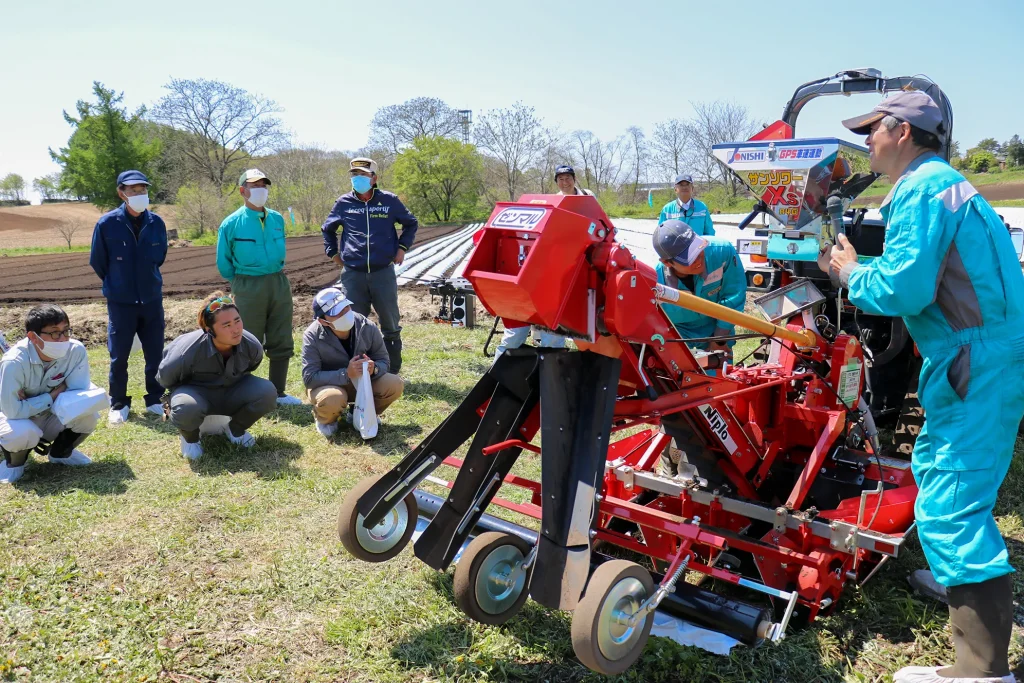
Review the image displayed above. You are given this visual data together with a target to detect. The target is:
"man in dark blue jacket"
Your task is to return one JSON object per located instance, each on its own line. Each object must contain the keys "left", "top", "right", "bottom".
{"left": 321, "top": 157, "right": 418, "bottom": 373}
{"left": 89, "top": 170, "right": 168, "bottom": 424}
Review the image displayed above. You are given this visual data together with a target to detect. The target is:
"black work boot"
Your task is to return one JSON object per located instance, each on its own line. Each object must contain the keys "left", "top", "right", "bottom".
{"left": 385, "top": 337, "right": 403, "bottom": 374}
{"left": 938, "top": 573, "right": 1014, "bottom": 679}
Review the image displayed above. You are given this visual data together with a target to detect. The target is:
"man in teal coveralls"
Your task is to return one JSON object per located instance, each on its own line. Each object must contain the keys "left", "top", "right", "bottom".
{"left": 823, "top": 90, "right": 1024, "bottom": 683}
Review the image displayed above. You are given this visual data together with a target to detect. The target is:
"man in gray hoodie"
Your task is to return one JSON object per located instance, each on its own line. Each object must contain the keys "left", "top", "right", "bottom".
{"left": 301, "top": 287, "right": 404, "bottom": 439}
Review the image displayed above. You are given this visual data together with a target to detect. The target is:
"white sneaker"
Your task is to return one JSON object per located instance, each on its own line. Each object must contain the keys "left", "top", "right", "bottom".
{"left": 227, "top": 430, "right": 256, "bottom": 448}
{"left": 145, "top": 403, "right": 165, "bottom": 417}
{"left": 49, "top": 449, "right": 92, "bottom": 466}
{"left": 0, "top": 461, "right": 26, "bottom": 484}
{"left": 276, "top": 394, "right": 303, "bottom": 406}
{"left": 108, "top": 406, "right": 129, "bottom": 425}
{"left": 179, "top": 437, "right": 203, "bottom": 461}
{"left": 316, "top": 421, "right": 338, "bottom": 439}
{"left": 893, "top": 666, "right": 1015, "bottom": 682}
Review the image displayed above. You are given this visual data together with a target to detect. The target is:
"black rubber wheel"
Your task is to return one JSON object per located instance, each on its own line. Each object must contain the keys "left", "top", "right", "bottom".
{"left": 338, "top": 475, "right": 417, "bottom": 563}
{"left": 571, "top": 560, "right": 655, "bottom": 676}
{"left": 453, "top": 531, "right": 532, "bottom": 625}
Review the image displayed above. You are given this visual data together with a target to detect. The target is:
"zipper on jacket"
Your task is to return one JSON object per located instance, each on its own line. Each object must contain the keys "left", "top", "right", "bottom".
{"left": 364, "top": 192, "right": 372, "bottom": 272}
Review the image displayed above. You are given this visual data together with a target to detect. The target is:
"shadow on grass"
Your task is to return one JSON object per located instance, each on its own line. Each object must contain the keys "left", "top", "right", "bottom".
{"left": 189, "top": 434, "right": 303, "bottom": 479}
{"left": 404, "top": 381, "right": 474, "bottom": 406}
{"left": 15, "top": 457, "right": 136, "bottom": 496}
{"left": 388, "top": 597, "right": 581, "bottom": 681}
{"left": 333, "top": 421, "right": 424, "bottom": 457}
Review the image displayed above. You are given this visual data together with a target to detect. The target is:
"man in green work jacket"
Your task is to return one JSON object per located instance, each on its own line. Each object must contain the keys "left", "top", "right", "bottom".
{"left": 216, "top": 169, "right": 302, "bottom": 405}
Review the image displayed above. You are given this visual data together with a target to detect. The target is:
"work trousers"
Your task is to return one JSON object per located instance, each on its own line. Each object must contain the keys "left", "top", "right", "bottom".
{"left": 107, "top": 300, "right": 165, "bottom": 408}
{"left": 306, "top": 373, "right": 404, "bottom": 424}
{"left": 0, "top": 410, "right": 99, "bottom": 467}
{"left": 340, "top": 266, "right": 401, "bottom": 341}
{"left": 494, "top": 325, "right": 566, "bottom": 360}
{"left": 231, "top": 272, "right": 294, "bottom": 393}
{"left": 168, "top": 375, "right": 278, "bottom": 443}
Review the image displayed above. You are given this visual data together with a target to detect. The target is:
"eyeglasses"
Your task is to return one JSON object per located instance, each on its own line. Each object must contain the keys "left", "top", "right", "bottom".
{"left": 39, "top": 328, "right": 72, "bottom": 340}
{"left": 206, "top": 296, "right": 234, "bottom": 313}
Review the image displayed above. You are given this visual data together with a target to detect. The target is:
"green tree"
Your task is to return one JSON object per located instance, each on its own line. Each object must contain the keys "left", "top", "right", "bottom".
{"left": 49, "top": 82, "right": 160, "bottom": 209}
{"left": 32, "top": 173, "right": 62, "bottom": 201}
{"left": 0, "top": 173, "right": 26, "bottom": 202}
{"left": 968, "top": 150, "right": 997, "bottom": 173}
{"left": 975, "top": 137, "right": 1002, "bottom": 154}
{"left": 392, "top": 136, "right": 483, "bottom": 222}
{"left": 1005, "top": 134, "right": 1024, "bottom": 167}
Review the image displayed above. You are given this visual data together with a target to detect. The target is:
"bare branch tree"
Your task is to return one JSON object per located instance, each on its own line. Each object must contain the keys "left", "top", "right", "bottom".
{"left": 475, "top": 102, "right": 545, "bottom": 201}
{"left": 261, "top": 145, "right": 349, "bottom": 227}
{"left": 568, "top": 131, "right": 629, "bottom": 195}
{"left": 150, "top": 78, "right": 289, "bottom": 192}
{"left": 55, "top": 217, "right": 84, "bottom": 249}
{"left": 625, "top": 126, "right": 648, "bottom": 199}
{"left": 686, "top": 101, "right": 758, "bottom": 192}
{"left": 369, "top": 97, "right": 465, "bottom": 154}
{"left": 531, "top": 128, "right": 568, "bottom": 194}
{"left": 651, "top": 119, "right": 690, "bottom": 180}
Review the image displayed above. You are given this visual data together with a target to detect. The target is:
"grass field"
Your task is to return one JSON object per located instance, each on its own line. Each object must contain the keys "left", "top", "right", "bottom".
{"left": 1, "top": 318, "right": 1023, "bottom": 682}
{"left": 0, "top": 245, "right": 90, "bottom": 258}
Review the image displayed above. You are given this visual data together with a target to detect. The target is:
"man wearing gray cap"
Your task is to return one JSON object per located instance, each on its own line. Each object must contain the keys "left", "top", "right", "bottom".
{"left": 821, "top": 90, "right": 1024, "bottom": 683}
{"left": 657, "top": 174, "right": 715, "bottom": 236}
{"left": 652, "top": 219, "right": 746, "bottom": 360}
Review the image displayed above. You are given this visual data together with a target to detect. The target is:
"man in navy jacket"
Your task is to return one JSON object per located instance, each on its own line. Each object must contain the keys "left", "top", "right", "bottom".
{"left": 89, "top": 170, "right": 168, "bottom": 424}
{"left": 321, "top": 157, "right": 418, "bottom": 373}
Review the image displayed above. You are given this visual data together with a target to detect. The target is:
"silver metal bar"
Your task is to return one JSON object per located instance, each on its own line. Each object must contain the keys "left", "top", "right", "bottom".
{"left": 456, "top": 473, "right": 502, "bottom": 536}
{"left": 608, "top": 466, "right": 906, "bottom": 557}
{"left": 384, "top": 454, "right": 439, "bottom": 502}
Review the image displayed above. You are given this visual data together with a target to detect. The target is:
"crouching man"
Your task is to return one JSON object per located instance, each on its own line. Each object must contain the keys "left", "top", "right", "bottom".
{"left": 156, "top": 292, "right": 278, "bottom": 460}
{"left": 301, "top": 287, "right": 403, "bottom": 439}
{"left": 0, "top": 305, "right": 98, "bottom": 483}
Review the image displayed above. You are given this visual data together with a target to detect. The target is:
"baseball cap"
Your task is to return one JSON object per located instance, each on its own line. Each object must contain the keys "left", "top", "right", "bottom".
{"left": 117, "top": 170, "right": 150, "bottom": 187}
{"left": 842, "top": 90, "right": 945, "bottom": 137}
{"left": 313, "top": 287, "right": 353, "bottom": 318}
{"left": 555, "top": 164, "right": 575, "bottom": 178}
{"left": 653, "top": 219, "right": 708, "bottom": 267}
{"left": 673, "top": 174, "right": 694, "bottom": 186}
{"left": 349, "top": 157, "right": 378, "bottom": 174}
{"left": 239, "top": 168, "right": 271, "bottom": 186}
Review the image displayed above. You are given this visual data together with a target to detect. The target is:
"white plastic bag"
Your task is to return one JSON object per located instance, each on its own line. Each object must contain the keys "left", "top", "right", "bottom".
{"left": 353, "top": 361, "right": 378, "bottom": 440}
{"left": 53, "top": 383, "right": 109, "bottom": 425}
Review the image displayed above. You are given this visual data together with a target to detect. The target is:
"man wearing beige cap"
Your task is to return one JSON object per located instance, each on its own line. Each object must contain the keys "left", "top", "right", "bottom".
{"left": 216, "top": 169, "right": 302, "bottom": 405}
{"left": 321, "top": 158, "right": 419, "bottom": 373}
{"left": 820, "top": 90, "right": 1024, "bottom": 683}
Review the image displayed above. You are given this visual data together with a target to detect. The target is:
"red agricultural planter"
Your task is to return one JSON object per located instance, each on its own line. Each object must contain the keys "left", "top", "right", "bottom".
{"left": 337, "top": 192, "right": 917, "bottom": 675}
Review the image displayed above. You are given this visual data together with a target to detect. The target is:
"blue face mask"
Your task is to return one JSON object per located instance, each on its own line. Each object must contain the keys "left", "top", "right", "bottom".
{"left": 351, "top": 175, "right": 372, "bottom": 194}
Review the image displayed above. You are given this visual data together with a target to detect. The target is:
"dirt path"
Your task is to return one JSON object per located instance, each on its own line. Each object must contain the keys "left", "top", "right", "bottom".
{"left": 859, "top": 181, "right": 1024, "bottom": 205}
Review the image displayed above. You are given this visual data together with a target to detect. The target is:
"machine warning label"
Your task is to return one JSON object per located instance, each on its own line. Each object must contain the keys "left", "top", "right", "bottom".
{"left": 837, "top": 359, "right": 862, "bottom": 407}
{"left": 491, "top": 207, "right": 546, "bottom": 230}
{"left": 698, "top": 404, "right": 739, "bottom": 455}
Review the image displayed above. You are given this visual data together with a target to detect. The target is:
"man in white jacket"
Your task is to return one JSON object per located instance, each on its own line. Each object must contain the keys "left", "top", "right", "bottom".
{"left": 0, "top": 305, "right": 97, "bottom": 483}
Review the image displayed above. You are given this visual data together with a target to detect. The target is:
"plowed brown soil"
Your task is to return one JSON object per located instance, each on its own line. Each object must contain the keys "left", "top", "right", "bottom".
{"left": 0, "top": 225, "right": 465, "bottom": 304}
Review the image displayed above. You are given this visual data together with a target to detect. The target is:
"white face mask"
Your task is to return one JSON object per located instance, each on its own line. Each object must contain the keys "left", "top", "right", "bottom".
{"left": 39, "top": 340, "right": 71, "bottom": 359}
{"left": 247, "top": 187, "right": 269, "bottom": 208}
{"left": 125, "top": 193, "right": 149, "bottom": 213}
{"left": 331, "top": 311, "right": 355, "bottom": 332}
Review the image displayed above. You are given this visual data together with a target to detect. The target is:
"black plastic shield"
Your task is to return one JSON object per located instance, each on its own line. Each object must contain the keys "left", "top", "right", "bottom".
{"left": 529, "top": 350, "right": 621, "bottom": 610}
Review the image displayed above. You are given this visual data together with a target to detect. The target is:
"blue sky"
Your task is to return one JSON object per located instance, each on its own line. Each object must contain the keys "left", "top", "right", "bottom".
{"left": 2, "top": 0, "right": 1022, "bottom": 200}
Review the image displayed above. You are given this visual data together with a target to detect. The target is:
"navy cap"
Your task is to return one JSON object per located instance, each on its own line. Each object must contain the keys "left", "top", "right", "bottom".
{"left": 842, "top": 90, "right": 945, "bottom": 137}
{"left": 653, "top": 219, "right": 708, "bottom": 267}
{"left": 117, "top": 170, "right": 150, "bottom": 187}
{"left": 673, "top": 174, "right": 694, "bottom": 186}
{"left": 554, "top": 165, "right": 575, "bottom": 179}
